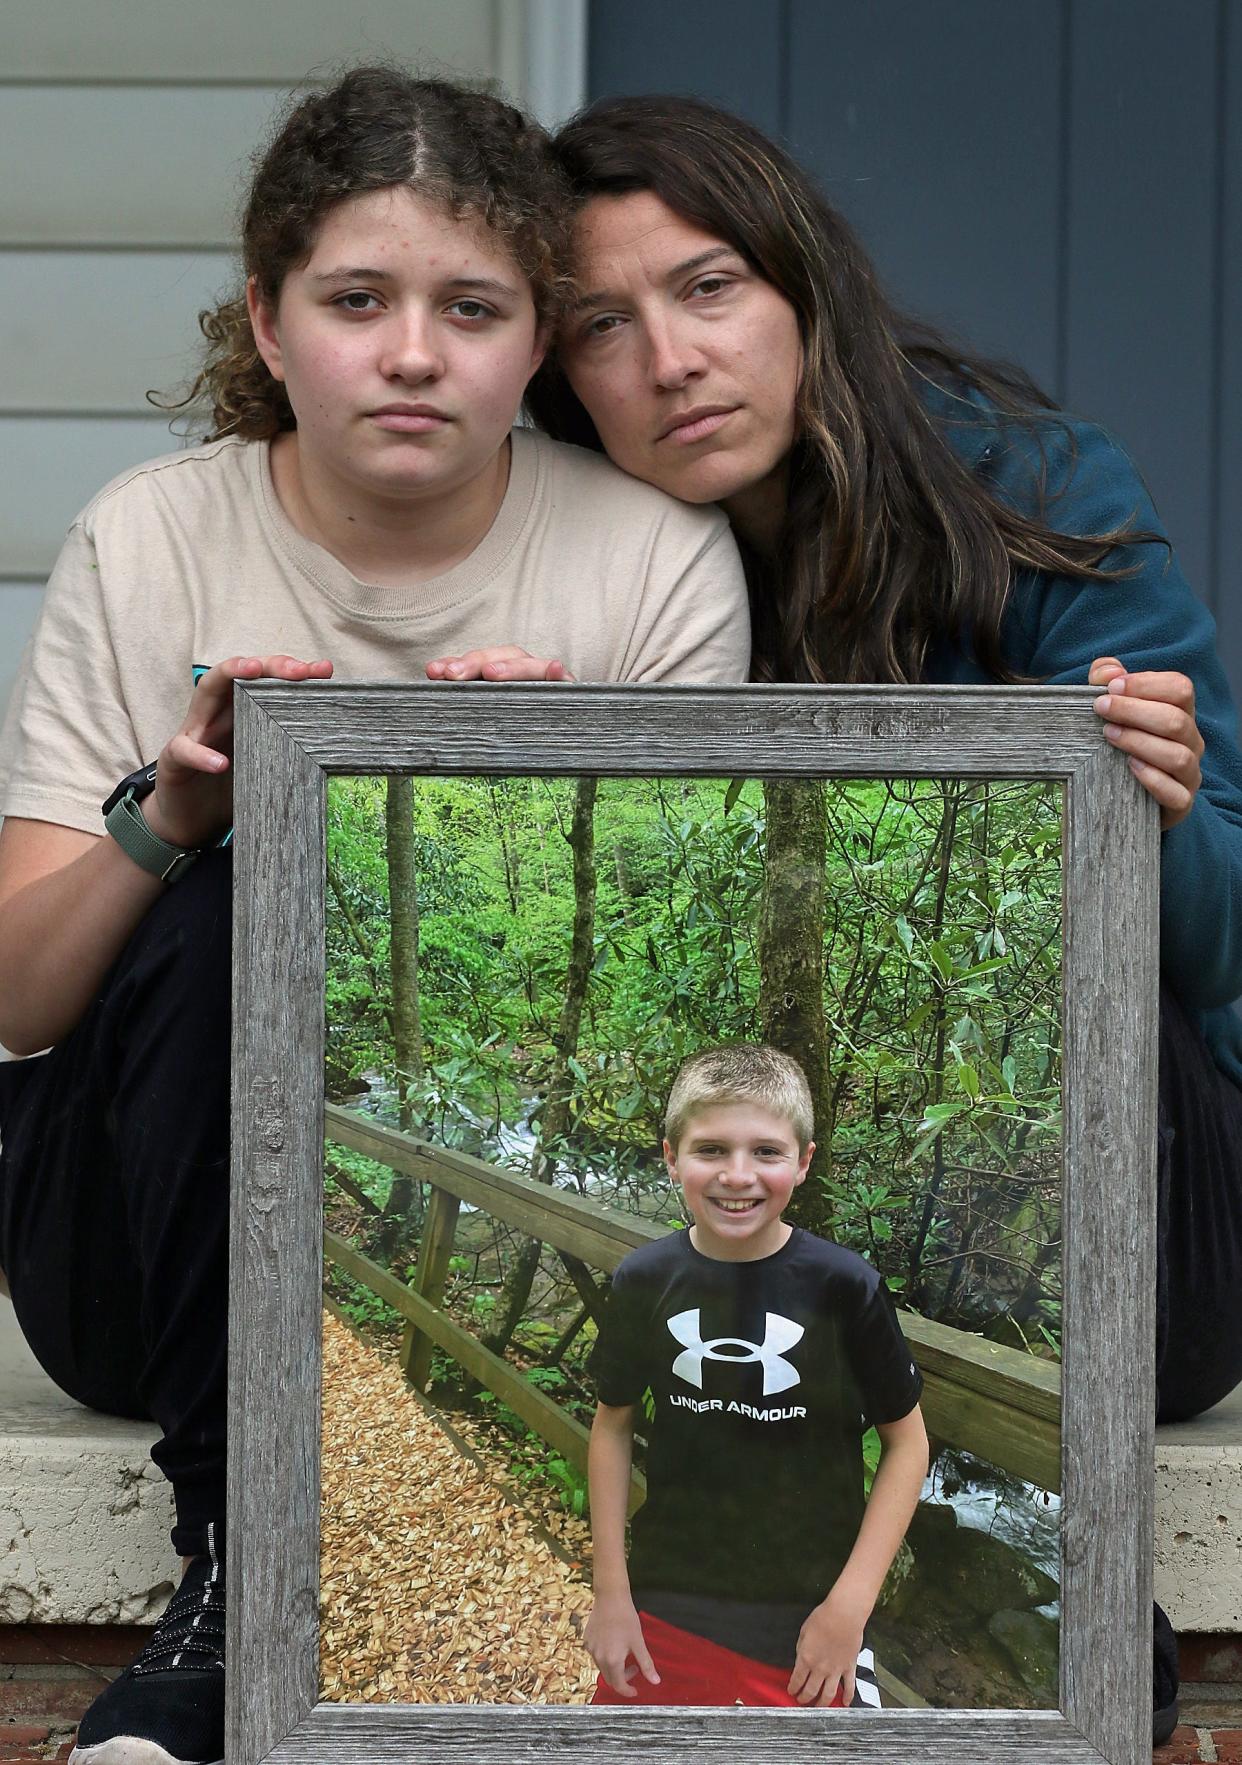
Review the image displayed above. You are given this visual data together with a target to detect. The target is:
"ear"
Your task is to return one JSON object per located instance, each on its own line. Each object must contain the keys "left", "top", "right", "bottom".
{"left": 246, "top": 276, "right": 286, "bottom": 383}
{"left": 793, "top": 1140, "right": 814, "bottom": 1185}
{"left": 525, "top": 320, "right": 551, "bottom": 382}
{"left": 662, "top": 1137, "right": 679, "bottom": 1182}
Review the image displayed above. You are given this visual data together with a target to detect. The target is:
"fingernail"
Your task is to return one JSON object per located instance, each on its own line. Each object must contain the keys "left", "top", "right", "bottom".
{"left": 1108, "top": 676, "right": 1127, "bottom": 693}
{"left": 1103, "top": 724, "right": 1121, "bottom": 740}
{"left": 1093, "top": 695, "right": 1111, "bottom": 713}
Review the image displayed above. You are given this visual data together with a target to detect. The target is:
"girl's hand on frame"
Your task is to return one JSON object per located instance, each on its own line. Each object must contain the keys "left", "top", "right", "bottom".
{"left": 425, "top": 644, "right": 573, "bottom": 682}
{"left": 1090, "top": 656, "right": 1204, "bottom": 831}
{"left": 584, "top": 1594, "right": 661, "bottom": 1698}
{"left": 788, "top": 1586, "right": 868, "bottom": 1707}
{"left": 147, "top": 654, "right": 333, "bottom": 851}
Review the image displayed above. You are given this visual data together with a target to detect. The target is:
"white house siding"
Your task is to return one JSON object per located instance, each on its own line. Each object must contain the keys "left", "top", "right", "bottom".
{"left": 0, "top": 0, "right": 571, "bottom": 723}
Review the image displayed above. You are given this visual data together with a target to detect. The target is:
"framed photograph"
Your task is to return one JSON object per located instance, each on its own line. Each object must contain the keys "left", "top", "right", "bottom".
{"left": 228, "top": 682, "right": 1157, "bottom": 1765}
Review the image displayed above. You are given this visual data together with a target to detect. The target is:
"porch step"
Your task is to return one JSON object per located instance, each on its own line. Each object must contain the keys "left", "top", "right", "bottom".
{"left": 1155, "top": 1385, "right": 1242, "bottom": 1632}
{"left": 0, "top": 1299, "right": 176, "bottom": 1624}
{"left": 4, "top": 1292, "right": 1240, "bottom": 1630}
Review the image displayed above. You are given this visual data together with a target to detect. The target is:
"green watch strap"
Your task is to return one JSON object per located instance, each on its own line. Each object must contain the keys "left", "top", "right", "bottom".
{"left": 103, "top": 789, "right": 200, "bottom": 884}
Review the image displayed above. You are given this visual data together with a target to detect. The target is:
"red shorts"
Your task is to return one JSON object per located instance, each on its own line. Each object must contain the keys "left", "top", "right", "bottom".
{"left": 590, "top": 1610, "right": 847, "bottom": 1707}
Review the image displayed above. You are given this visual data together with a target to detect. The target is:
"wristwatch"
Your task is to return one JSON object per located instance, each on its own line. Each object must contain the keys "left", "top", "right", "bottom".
{"left": 102, "top": 763, "right": 200, "bottom": 885}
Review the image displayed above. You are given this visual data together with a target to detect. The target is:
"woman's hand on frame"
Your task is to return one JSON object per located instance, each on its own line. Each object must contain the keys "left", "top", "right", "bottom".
{"left": 1090, "top": 656, "right": 1204, "bottom": 831}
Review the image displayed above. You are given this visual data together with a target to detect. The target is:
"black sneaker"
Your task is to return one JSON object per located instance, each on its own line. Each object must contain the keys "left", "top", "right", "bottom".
{"left": 70, "top": 1522, "right": 225, "bottom": 1765}
{"left": 1153, "top": 1600, "right": 1180, "bottom": 1748}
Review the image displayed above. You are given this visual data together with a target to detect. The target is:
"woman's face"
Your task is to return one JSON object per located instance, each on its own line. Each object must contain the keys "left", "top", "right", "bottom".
{"left": 559, "top": 191, "right": 802, "bottom": 532}
{"left": 248, "top": 186, "right": 545, "bottom": 507}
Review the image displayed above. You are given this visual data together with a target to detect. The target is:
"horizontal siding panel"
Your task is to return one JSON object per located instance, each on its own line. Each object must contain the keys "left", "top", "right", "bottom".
{"left": 1217, "top": 0, "right": 1242, "bottom": 705}
{"left": 3, "top": 1, "right": 498, "bottom": 83}
{"left": 1064, "top": 0, "right": 1217, "bottom": 597}
{"left": 787, "top": 0, "right": 1062, "bottom": 394}
{"left": 0, "top": 417, "right": 186, "bottom": 578}
{"left": 0, "top": 87, "right": 287, "bottom": 246}
{"left": 0, "top": 251, "right": 236, "bottom": 415}
{"left": 588, "top": 0, "right": 783, "bottom": 135}
{"left": 0, "top": 584, "right": 47, "bottom": 729}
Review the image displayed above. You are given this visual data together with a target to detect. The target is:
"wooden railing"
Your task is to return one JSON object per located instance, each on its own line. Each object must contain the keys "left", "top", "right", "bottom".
{"left": 323, "top": 1103, "right": 1062, "bottom": 1501}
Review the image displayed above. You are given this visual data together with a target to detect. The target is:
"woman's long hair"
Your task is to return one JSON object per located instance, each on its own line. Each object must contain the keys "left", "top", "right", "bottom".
{"left": 160, "top": 66, "right": 570, "bottom": 441}
{"left": 528, "top": 95, "right": 1152, "bottom": 685}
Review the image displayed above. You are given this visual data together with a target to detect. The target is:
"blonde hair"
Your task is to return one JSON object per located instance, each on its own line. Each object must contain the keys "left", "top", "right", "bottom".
{"left": 664, "top": 1043, "right": 814, "bottom": 1152}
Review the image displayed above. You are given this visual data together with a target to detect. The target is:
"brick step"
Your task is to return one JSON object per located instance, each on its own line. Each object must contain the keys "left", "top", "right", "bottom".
{"left": 0, "top": 1627, "right": 148, "bottom": 1762}
{"left": 0, "top": 1628, "right": 1239, "bottom": 1761}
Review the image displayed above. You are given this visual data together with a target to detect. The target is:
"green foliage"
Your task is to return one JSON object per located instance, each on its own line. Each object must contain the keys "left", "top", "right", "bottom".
{"left": 469, "top": 1376, "right": 592, "bottom": 1516}
{"left": 862, "top": 1425, "right": 882, "bottom": 1493}
{"left": 325, "top": 773, "right": 1063, "bottom": 1351}
{"left": 325, "top": 1268, "right": 399, "bottom": 1339}
{"left": 325, "top": 1145, "right": 396, "bottom": 1209}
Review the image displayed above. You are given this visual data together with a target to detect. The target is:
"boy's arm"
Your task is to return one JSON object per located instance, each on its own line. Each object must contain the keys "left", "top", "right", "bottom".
{"left": 789, "top": 1404, "right": 929, "bottom": 1707}
{"left": 584, "top": 1401, "right": 661, "bottom": 1697}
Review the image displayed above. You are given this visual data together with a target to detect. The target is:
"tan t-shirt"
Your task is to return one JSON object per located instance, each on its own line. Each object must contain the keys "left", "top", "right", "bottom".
{"left": 0, "top": 429, "right": 750, "bottom": 835}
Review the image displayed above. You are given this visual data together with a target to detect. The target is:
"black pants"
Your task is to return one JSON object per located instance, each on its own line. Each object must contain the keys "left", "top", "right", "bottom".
{"left": 1, "top": 855, "right": 1240, "bottom": 1556}
{"left": 1156, "top": 983, "right": 1242, "bottom": 1420}
{"left": 0, "top": 851, "right": 231, "bottom": 1559}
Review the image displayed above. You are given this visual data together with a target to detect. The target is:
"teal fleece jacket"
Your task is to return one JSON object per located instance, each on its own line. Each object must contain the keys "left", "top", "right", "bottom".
{"left": 923, "top": 382, "right": 1242, "bottom": 1086}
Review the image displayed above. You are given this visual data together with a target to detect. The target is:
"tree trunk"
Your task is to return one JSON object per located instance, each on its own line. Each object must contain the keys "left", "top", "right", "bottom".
{"left": 374, "top": 775, "right": 425, "bottom": 1266}
{"left": 758, "top": 779, "right": 832, "bottom": 1231}
{"left": 906, "top": 781, "right": 964, "bottom": 1304}
{"left": 487, "top": 779, "right": 522, "bottom": 913}
{"left": 483, "top": 776, "right": 598, "bottom": 1355}
{"left": 612, "top": 842, "right": 636, "bottom": 928}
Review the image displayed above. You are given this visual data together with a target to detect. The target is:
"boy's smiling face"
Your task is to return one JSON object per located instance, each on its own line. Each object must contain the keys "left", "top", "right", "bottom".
{"left": 664, "top": 1101, "right": 813, "bottom": 1262}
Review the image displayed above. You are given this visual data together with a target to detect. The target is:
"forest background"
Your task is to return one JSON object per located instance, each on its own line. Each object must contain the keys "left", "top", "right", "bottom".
{"left": 322, "top": 771, "right": 1063, "bottom": 1381}
{"left": 319, "top": 769, "right": 1065, "bottom": 1707}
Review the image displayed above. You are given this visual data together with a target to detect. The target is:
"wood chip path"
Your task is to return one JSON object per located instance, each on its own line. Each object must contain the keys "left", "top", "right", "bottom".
{"left": 320, "top": 1312, "right": 597, "bottom": 1704}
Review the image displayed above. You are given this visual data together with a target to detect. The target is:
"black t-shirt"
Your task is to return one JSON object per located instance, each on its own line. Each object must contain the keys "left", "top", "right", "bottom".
{"left": 590, "top": 1227, "right": 922, "bottom": 1637}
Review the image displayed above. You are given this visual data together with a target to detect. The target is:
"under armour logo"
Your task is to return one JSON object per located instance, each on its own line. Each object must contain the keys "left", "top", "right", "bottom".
{"left": 667, "top": 1309, "right": 804, "bottom": 1395}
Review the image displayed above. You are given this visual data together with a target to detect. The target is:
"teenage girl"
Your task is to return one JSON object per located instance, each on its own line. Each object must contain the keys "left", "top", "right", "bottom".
{"left": 0, "top": 71, "right": 748, "bottom": 1765}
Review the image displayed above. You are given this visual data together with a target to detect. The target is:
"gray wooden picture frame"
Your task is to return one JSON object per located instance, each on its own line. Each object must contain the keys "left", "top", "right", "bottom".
{"left": 227, "top": 680, "right": 1158, "bottom": 1765}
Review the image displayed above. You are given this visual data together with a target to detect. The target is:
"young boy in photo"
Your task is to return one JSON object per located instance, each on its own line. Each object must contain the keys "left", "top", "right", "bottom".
{"left": 585, "top": 1043, "right": 928, "bottom": 1708}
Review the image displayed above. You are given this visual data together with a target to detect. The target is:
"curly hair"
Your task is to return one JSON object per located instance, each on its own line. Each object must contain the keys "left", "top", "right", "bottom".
{"left": 528, "top": 95, "right": 1158, "bottom": 686}
{"left": 162, "top": 66, "right": 571, "bottom": 440}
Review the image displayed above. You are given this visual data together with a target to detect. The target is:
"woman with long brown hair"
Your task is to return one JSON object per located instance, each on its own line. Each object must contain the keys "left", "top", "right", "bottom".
{"left": 518, "top": 93, "right": 1241, "bottom": 1744}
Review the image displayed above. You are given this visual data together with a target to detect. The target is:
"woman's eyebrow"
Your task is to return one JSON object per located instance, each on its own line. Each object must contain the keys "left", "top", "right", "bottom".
{"left": 572, "top": 245, "right": 739, "bottom": 311}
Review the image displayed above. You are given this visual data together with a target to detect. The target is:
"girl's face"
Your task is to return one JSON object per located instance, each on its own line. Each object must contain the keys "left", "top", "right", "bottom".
{"left": 248, "top": 187, "right": 546, "bottom": 505}
{"left": 559, "top": 191, "right": 801, "bottom": 536}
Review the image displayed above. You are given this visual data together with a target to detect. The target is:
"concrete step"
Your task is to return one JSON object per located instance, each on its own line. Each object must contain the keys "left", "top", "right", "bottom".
{"left": 0, "top": 1299, "right": 176, "bottom": 1624}
{"left": 1156, "top": 1384, "right": 1242, "bottom": 1633}
{"left": 4, "top": 1288, "right": 1239, "bottom": 1631}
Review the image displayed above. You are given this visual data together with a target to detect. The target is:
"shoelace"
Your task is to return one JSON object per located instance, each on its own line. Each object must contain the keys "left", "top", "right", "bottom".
{"left": 133, "top": 1522, "right": 225, "bottom": 1676}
